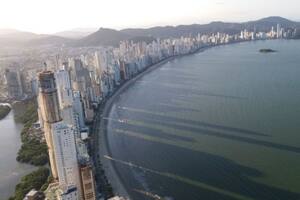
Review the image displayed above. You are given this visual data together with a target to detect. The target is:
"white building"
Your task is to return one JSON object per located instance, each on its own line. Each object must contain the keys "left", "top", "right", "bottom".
{"left": 277, "top": 24, "right": 281, "bottom": 38}
{"left": 73, "top": 91, "right": 86, "bottom": 131}
{"left": 56, "top": 69, "right": 73, "bottom": 109}
{"left": 51, "top": 121, "right": 82, "bottom": 198}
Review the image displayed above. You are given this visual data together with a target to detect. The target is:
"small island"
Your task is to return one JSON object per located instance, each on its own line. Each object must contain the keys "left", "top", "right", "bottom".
{"left": 0, "top": 104, "right": 11, "bottom": 120}
{"left": 259, "top": 48, "right": 277, "bottom": 53}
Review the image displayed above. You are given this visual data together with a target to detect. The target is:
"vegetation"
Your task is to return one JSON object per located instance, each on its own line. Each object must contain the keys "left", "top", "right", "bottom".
{"left": 17, "top": 138, "right": 48, "bottom": 166}
{"left": 40, "top": 175, "right": 54, "bottom": 191}
{"left": 8, "top": 167, "right": 49, "bottom": 200}
{"left": 13, "top": 99, "right": 38, "bottom": 124}
{"left": 259, "top": 48, "right": 277, "bottom": 53}
{"left": 0, "top": 104, "right": 11, "bottom": 120}
{"left": 13, "top": 98, "right": 48, "bottom": 166}
{"left": 8, "top": 99, "right": 50, "bottom": 200}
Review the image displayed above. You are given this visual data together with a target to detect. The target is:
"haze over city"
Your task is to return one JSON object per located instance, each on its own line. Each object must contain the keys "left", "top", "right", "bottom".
{"left": 1, "top": 0, "right": 300, "bottom": 33}
{"left": 1, "top": 1, "right": 300, "bottom": 200}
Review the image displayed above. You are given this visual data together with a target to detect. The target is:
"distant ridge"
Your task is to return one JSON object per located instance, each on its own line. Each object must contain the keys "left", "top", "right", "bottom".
{"left": 54, "top": 28, "right": 98, "bottom": 39}
{"left": 1, "top": 16, "right": 299, "bottom": 48}
{"left": 73, "top": 16, "right": 300, "bottom": 46}
{"left": 27, "top": 35, "right": 74, "bottom": 46}
{"left": 74, "top": 28, "right": 131, "bottom": 47}
{"left": 73, "top": 28, "right": 155, "bottom": 47}
{"left": 120, "top": 16, "right": 300, "bottom": 38}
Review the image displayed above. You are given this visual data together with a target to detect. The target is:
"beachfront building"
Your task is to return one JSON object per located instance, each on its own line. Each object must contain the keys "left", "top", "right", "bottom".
{"left": 38, "top": 68, "right": 98, "bottom": 200}
{"left": 79, "top": 164, "right": 96, "bottom": 200}
{"left": 38, "top": 71, "right": 62, "bottom": 180}
{"left": 51, "top": 122, "right": 82, "bottom": 195}
{"left": 34, "top": 25, "right": 295, "bottom": 199}
{"left": 38, "top": 70, "right": 83, "bottom": 199}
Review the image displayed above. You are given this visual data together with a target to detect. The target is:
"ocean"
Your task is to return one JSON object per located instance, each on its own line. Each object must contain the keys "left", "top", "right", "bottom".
{"left": 105, "top": 40, "right": 300, "bottom": 200}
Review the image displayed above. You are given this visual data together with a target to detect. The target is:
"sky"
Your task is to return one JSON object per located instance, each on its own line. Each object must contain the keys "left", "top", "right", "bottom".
{"left": 0, "top": 0, "right": 300, "bottom": 34}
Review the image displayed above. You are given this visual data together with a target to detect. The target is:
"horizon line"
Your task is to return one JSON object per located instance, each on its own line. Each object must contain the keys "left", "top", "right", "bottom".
{"left": 0, "top": 15, "right": 299, "bottom": 35}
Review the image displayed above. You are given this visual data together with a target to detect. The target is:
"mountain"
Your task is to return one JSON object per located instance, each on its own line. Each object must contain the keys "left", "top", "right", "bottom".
{"left": 254, "top": 16, "right": 296, "bottom": 25}
{"left": 27, "top": 35, "right": 73, "bottom": 46}
{"left": 73, "top": 28, "right": 155, "bottom": 47}
{"left": 74, "top": 28, "right": 131, "bottom": 46}
{"left": 0, "top": 29, "right": 40, "bottom": 47}
{"left": 243, "top": 16, "right": 299, "bottom": 31}
{"left": 73, "top": 17, "right": 299, "bottom": 47}
{"left": 121, "top": 22, "right": 244, "bottom": 38}
{"left": 120, "top": 17, "right": 300, "bottom": 38}
{"left": 0, "top": 29, "right": 71, "bottom": 48}
{"left": 0, "top": 29, "right": 39, "bottom": 41}
{"left": 0, "top": 28, "right": 21, "bottom": 35}
{"left": 54, "top": 28, "right": 98, "bottom": 39}
{"left": 1, "top": 17, "right": 299, "bottom": 48}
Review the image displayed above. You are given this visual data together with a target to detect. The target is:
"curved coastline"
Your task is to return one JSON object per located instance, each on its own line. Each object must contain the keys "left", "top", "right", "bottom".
{"left": 94, "top": 40, "right": 272, "bottom": 199}
{"left": 94, "top": 45, "right": 214, "bottom": 199}
{"left": 95, "top": 56, "right": 182, "bottom": 199}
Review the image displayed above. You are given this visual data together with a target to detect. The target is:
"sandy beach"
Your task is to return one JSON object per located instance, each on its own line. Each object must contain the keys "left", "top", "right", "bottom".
{"left": 94, "top": 45, "right": 214, "bottom": 199}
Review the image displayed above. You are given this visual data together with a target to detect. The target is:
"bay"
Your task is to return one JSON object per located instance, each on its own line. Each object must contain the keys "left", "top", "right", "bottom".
{"left": 106, "top": 40, "right": 300, "bottom": 200}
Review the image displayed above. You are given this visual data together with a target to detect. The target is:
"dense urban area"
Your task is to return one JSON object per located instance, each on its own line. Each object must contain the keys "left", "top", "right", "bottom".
{"left": 0, "top": 21, "right": 299, "bottom": 200}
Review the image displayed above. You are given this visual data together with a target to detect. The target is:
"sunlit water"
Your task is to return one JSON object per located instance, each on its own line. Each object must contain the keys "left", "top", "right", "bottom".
{"left": 106, "top": 40, "right": 300, "bottom": 200}
{"left": 0, "top": 106, "right": 36, "bottom": 200}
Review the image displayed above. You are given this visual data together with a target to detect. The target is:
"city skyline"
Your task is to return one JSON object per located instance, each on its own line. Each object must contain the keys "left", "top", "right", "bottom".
{"left": 1, "top": 9, "right": 299, "bottom": 198}
{"left": 1, "top": 0, "right": 300, "bottom": 34}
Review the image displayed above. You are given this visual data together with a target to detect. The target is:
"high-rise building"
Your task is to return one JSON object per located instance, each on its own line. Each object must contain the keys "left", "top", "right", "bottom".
{"left": 94, "top": 52, "right": 103, "bottom": 78}
{"left": 73, "top": 91, "right": 86, "bottom": 131}
{"left": 80, "top": 164, "right": 96, "bottom": 200}
{"left": 56, "top": 69, "right": 73, "bottom": 108}
{"left": 119, "top": 60, "right": 127, "bottom": 81}
{"left": 31, "top": 79, "right": 39, "bottom": 96}
{"left": 51, "top": 122, "right": 81, "bottom": 191}
{"left": 5, "top": 68, "right": 24, "bottom": 99}
{"left": 277, "top": 24, "right": 281, "bottom": 38}
{"left": 38, "top": 70, "right": 83, "bottom": 199}
{"left": 38, "top": 71, "right": 62, "bottom": 179}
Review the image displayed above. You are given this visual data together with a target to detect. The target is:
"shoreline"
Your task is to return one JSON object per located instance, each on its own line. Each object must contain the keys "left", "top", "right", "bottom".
{"left": 0, "top": 104, "right": 11, "bottom": 120}
{"left": 0, "top": 106, "right": 38, "bottom": 199}
{"left": 93, "top": 39, "right": 282, "bottom": 199}
{"left": 6, "top": 98, "right": 49, "bottom": 200}
{"left": 94, "top": 44, "right": 214, "bottom": 199}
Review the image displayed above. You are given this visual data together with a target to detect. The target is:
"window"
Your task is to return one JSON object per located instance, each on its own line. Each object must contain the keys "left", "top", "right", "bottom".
{"left": 84, "top": 183, "right": 92, "bottom": 190}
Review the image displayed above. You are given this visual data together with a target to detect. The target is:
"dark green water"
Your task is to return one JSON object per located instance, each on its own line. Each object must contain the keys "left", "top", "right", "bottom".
{"left": 106, "top": 40, "right": 300, "bottom": 200}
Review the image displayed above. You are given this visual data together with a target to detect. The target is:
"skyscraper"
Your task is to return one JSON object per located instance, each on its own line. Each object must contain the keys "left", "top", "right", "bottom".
{"left": 73, "top": 91, "right": 86, "bottom": 132}
{"left": 79, "top": 164, "right": 96, "bottom": 200}
{"left": 38, "top": 70, "right": 82, "bottom": 199}
{"left": 38, "top": 71, "right": 62, "bottom": 179}
{"left": 277, "top": 24, "right": 281, "bottom": 38}
{"left": 51, "top": 122, "right": 81, "bottom": 191}
{"left": 5, "top": 68, "right": 24, "bottom": 99}
{"left": 56, "top": 69, "right": 73, "bottom": 108}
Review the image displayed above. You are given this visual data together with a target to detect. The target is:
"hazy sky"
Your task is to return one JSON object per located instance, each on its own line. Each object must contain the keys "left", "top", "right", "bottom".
{"left": 0, "top": 0, "right": 300, "bottom": 34}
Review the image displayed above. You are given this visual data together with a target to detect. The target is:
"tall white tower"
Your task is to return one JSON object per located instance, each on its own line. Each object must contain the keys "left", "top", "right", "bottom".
{"left": 38, "top": 71, "right": 62, "bottom": 179}
{"left": 277, "top": 24, "right": 281, "bottom": 38}
{"left": 51, "top": 122, "right": 81, "bottom": 191}
{"left": 38, "top": 70, "right": 82, "bottom": 199}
